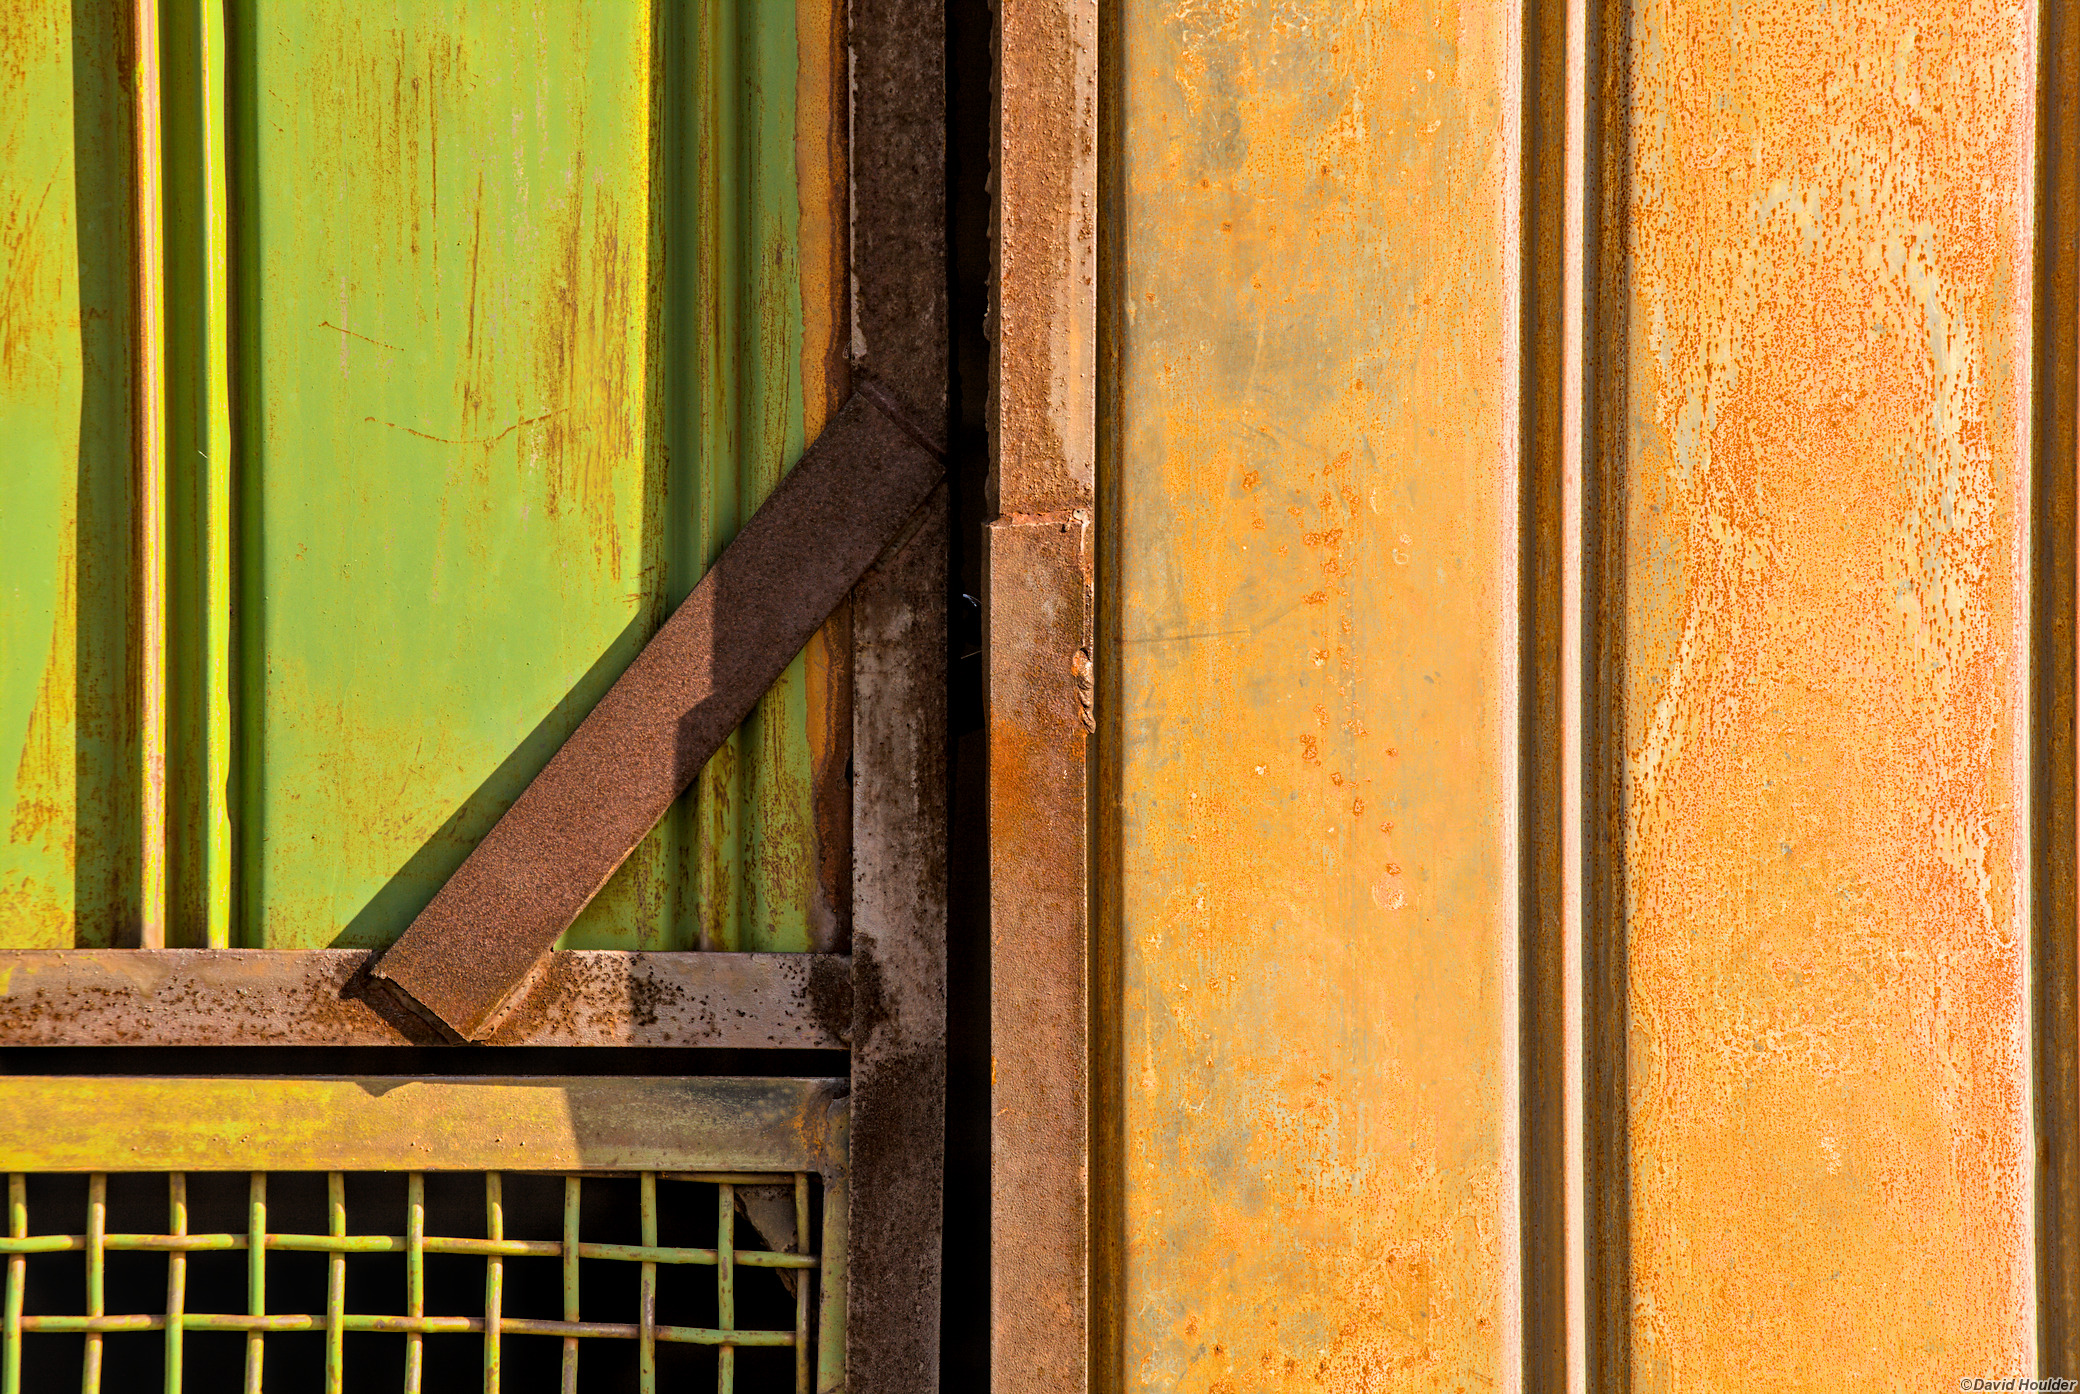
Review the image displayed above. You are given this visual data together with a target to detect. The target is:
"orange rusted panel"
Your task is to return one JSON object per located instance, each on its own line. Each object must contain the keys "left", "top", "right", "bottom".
{"left": 1113, "top": 0, "right": 1522, "bottom": 1386}
{"left": 1613, "top": 0, "right": 2036, "bottom": 1384}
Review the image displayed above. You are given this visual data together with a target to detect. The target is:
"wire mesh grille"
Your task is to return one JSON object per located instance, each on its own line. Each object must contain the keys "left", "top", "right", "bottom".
{"left": 0, "top": 1169, "right": 819, "bottom": 1393}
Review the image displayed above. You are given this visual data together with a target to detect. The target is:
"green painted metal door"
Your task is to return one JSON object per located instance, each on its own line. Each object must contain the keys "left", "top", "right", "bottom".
{"left": 2, "top": 0, "right": 849, "bottom": 954}
{"left": 0, "top": 2, "right": 873, "bottom": 1389}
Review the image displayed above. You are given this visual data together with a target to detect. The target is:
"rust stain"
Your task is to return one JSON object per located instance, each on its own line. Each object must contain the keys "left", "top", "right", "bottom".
{"left": 9, "top": 521, "right": 77, "bottom": 854}
{"left": 795, "top": 0, "right": 848, "bottom": 435}
{"left": 0, "top": 166, "right": 60, "bottom": 393}
{"left": 992, "top": 0, "right": 1097, "bottom": 514}
{"left": 696, "top": 738, "right": 743, "bottom": 952}
{"left": 1617, "top": 0, "right": 2035, "bottom": 1385}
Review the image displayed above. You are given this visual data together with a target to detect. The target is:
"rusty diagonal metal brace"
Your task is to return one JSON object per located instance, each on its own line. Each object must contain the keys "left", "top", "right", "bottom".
{"left": 370, "top": 383, "right": 945, "bottom": 1041}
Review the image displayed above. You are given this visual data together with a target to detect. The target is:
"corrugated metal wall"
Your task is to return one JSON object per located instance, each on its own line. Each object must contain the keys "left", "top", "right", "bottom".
{"left": 1, "top": 0, "right": 846, "bottom": 952}
{"left": 1105, "top": 0, "right": 2058, "bottom": 1386}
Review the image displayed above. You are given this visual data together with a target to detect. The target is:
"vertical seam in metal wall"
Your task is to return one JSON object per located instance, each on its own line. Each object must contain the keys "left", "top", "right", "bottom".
{"left": 1520, "top": 0, "right": 1570, "bottom": 1388}
{"left": 1560, "top": 0, "right": 1592, "bottom": 1381}
{"left": 228, "top": 0, "right": 265, "bottom": 948}
{"left": 1577, "top": 0, "right": 1631, "bottom": 1385}
{"left": 1091, "top": 0, "right": 1125, "bottom": 1388}
{"left": 201, "top": 0, "right": 235, "bottom": 949}
{"left": 136, "top": 0, "right": 171, "bottom": 950}
{"left": 2033, "top": 0, "right": 2080, "bottom": 1372}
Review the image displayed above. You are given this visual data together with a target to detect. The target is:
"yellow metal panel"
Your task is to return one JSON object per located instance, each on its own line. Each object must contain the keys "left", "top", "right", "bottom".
{"left": 0, "top": 1076, "right": 846, "bottom": 1174}
{"left": 1113, "top": 0, "right": 1521, "bottom": 1387}
{"left": 1613, "top": 0, "right": 2035, "bottom": 1384}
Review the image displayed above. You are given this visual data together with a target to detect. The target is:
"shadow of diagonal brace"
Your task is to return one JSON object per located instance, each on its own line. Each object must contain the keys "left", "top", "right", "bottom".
{"left": 365, "top": 382, "right": 945, "bottom": 1043}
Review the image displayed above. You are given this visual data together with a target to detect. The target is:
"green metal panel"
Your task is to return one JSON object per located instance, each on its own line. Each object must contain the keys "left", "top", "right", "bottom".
{"left": 0, "top": 0, "right": 142, "bottom": 949}
{"left": 0, "top": 0, "right": 842, "bottom": 951}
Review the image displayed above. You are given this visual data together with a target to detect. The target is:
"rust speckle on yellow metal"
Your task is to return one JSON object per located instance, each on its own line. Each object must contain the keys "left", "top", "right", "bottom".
{"left": 1114, "top": 0, "right": 1519, "bottom": 1387}
{"left": 1615, "top": 0, "right": 2035, "bottom": 1384}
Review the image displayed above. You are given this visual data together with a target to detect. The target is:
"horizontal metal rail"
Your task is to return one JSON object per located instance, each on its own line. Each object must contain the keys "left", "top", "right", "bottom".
{"left": 14, "top": 1313, "right": 798, "bottom": 1345}
{"left": 0, "top": 950, "right": 853, "bottom": 1050}
{"left": 0, "top": 1231, "right": 817, "bottom": 1266}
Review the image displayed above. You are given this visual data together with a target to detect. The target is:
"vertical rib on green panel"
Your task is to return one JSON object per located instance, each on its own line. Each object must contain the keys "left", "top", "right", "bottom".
{"left": 164, "top": 0, "right": 236, "bottom": 949}
{"left": 734, "top": 0, "right": 813, "bottom": 953}
{"left": 198, "top": 0, "right": 234, "bottom": 949}
{"left": 686, "top": 0, "right": 748, "bottom": 952}
{"left": 682, "top": 0, "right": 816, "bottom": 952}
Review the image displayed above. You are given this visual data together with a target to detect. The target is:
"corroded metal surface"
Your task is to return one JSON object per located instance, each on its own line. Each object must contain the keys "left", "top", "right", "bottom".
{"left": 988, "top": 513, "right": 1093, "bottom": 1394}
{"left": 848, "top": 491, "right": 950, "bottom": 1394}
{"left": 993, "top": 0, "right": 1099, "bottom": 517}
{"left": 0, "top": 1076, "right": 849, "bottom": 1175}
{"left": 0, "top": 950, "right": 852, "bottom": 1049}
{"left": 845, "top": 0, "right": 953, "bottom": 1382}
{"left": 371, "top": 390, "right": 942, "bottom": 1041}
{"left": 1110, "top": 0, "right": 1520, "bottom": 1388}
{"left": 1608, "top": 1, "right": 2037, "bottom": 1384}
{"left": 849, "top": 0, "right": 949, "bottom": 425}
{"left": 989, "top": 0, "right": 1099, "bottom": 1388}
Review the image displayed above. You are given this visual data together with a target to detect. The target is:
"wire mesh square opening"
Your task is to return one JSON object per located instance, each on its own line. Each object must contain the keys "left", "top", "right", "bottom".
{"left": 1, "top": 1168, "right": 822, "bottom": 1393}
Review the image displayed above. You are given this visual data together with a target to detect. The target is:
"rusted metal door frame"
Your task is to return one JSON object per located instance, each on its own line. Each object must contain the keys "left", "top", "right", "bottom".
{"left": 0, "top": 0, "right": 951, "bottom": 1387}
{"left": 988, "top": 1, "right": 1101, "bottom": 1391}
